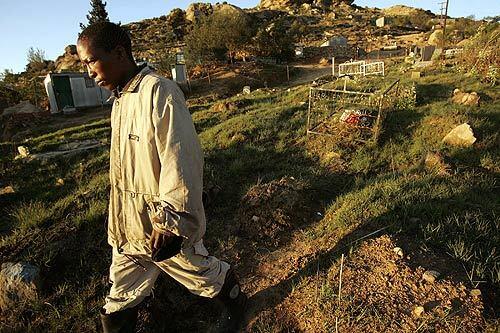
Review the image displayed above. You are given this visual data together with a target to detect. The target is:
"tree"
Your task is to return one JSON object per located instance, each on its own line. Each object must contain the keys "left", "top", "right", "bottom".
{"left": 253, "top": 18, "right": 295, "bottom": 61}
{"left": 0, "top": 69, "right": 17, "bottom": 85}
{"left": 27, "top": 47, "right": 45, "bottom": 65}
{"left": 185, "top": 10, "right": 252, "bottom": 65}
{"left": 80, "top": 0, "right": 110, "bottom": 30}
{"left": 26, "top": 47, "right": 47, "bottom": 72}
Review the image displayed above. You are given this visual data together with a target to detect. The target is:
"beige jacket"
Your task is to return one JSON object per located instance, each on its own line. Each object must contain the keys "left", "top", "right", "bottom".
{"left": 108, "top": 66, "right": 206, "bottom": 255}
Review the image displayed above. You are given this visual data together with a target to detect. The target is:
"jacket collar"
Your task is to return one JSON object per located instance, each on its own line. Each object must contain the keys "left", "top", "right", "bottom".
{"left": 111, "top": 64, "right": 152, "bottom": 99}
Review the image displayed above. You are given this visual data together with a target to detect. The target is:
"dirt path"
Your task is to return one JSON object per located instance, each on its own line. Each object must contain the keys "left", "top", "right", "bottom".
{"left": 287, "top": 64, "right": 333, "bottom": 87}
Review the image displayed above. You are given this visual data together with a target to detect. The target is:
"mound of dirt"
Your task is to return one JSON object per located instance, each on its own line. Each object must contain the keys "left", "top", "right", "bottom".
{"left": 275, "top": 235, "right": 485, "bottom": 332}
{"left": 237, "top": 177, "right": 310, "bottom": 245}
{"left": 1, "top": 111, "right": 50, "bottom": 141}
{"left": 211, "top": 100, "right": 243, "bottom": 113}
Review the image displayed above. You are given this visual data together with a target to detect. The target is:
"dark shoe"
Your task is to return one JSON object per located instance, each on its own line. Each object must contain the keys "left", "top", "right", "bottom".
{"left": 215, "top": 268, "right": 248, "bottom": 332}
{"left": 100, "top": 307, "right": 138, "bottom": 333}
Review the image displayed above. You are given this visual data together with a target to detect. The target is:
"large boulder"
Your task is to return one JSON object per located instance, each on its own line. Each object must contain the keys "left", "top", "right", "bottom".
{"left": 442, "top": 123, "right": 476, "bottom": 147}
{"left": 382, "top": 5, "right": 435, "bottom": 17}
{"left": 0, "top": 262, "right": 40, "bottom": 310}
{"left": 428, "top": 29, "right": 443, "bottom": 46}
{"left": 451, "top": 89, "right": 480, "bottom": 106}
{"left": 64, "top": 44, "right": 77, "bottom": 55}
{"left": 214, "top": 3, "right": 247, "bottom": 18}
{"left": 55, "top": 44, "right": 82, "bottom": 72}
{"left": 185, "top": 2, "right": 213, "bottom": 22}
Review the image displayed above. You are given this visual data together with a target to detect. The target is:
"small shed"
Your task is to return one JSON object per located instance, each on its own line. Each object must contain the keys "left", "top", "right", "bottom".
{"left": 44, "top": 72, "right": 112, "bottom": 114}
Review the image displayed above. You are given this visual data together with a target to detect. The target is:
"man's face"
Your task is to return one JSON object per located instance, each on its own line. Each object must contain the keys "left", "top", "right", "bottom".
{"left": 77, "top": 38, "right": 125, "bottom": 91}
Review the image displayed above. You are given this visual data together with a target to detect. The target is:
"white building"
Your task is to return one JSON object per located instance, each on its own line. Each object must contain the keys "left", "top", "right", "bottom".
{"left": 44, "top": 72, "right": 112, "bottom": 114}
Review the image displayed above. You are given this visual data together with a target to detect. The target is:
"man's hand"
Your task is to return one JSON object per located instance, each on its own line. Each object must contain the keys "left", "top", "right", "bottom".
{"left": 150, "top": 228, "right": 184, "bottom": 262}
{"left": 150, "top": 228, "right": 175, "bottom": 252}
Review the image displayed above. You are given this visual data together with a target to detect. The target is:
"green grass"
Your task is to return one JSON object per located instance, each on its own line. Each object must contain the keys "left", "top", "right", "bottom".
{"left": 10, "top": 200, "right": 52, "bottom": 231}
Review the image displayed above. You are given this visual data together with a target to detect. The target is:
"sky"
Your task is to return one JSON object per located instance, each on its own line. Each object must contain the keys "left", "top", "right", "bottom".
{"left": 0, "top": 0, "right": 498, "bottom": 74}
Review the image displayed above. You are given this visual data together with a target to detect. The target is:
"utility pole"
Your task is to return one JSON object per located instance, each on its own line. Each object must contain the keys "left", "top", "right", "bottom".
{"left": 438, "top": 0, "right": 450, "bottom": 50}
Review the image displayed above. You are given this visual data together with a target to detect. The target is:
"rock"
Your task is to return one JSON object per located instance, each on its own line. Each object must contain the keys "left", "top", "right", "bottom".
{"left": 212, "top": 101, "right": 240, "bottom": 113}
{"left": 0, "top": 262, "right": 40, "bottom": 310}
{"left": 411, "top": 71, "right": 421, "bottom": 79}
{"left": 422, "top": 270, "right": 440, "bottom": 283}
{"left": 412, "top": 306, "right": 425, "bottom": 317}
{"left": 55, "top": 46, "right": 82, "bottom": 72}
{"left": 428, "top": 29, "right": 443, "bottom": 46}
{"left": 451, "top": 89, "right": 480, "bottom": 106}
{"left": 442, "top": 123, "right": 477, "bottom": 147}
{"left": 319, "top": 57, "right": 329, "bottom": 65}
{"left": 382, "top": 5, "right": 434, "bottom": 17}
{"left": 243, "top": 86, "right": 251, "bottom": 94}
{"left": 0, "top": 185, "right": 15, "bottom": 195}
{"left": 251, "top": 215, "right": 260, "bottom": 222}
{"left": 301, "top": 3, "right": 312, "bottom": 11}
{"left": 17, "top": 145, "right": 30, "bottom": 158}
{"left": 214, "top": 3, "right": 247, "bottom": 18}
{"left": 185, "top": 2, "right": 213, "bottom": 22}
{"left": 393, "top": 247, "right": 404, "bottom": 257}
{"left": 64, "top": 44, "right": 77, "bottom": 55}
{"left": 259, "top": 0, "right": 353, "bottom": 11}
{"left": 2, "top": 100, "right": 43, "bottom": 116}
{"left": 405, "top": 56, "right": 415, "bottom": 64}
{"left": 470, "top": 289, "right": 481, "bottom": 297}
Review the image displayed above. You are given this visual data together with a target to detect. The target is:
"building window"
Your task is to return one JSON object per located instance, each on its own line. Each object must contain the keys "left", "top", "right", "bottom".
{"left": 85, "top": 76, "right": 95, "bottom": 88}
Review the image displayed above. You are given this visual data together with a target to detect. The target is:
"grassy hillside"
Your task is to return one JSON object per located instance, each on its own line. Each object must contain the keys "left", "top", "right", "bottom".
{"left": 0, "top": 60, "right": 498, "bottom": 331}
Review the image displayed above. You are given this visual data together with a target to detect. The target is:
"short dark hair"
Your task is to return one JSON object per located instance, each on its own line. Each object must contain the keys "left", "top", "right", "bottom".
{"left": 78, "top": 22, "right": 134, "bottom": 61}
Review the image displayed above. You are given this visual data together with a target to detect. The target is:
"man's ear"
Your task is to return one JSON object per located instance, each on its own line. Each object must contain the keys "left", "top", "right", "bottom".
{"left": 113, "top": 45, "right": 128, "bottom": 61}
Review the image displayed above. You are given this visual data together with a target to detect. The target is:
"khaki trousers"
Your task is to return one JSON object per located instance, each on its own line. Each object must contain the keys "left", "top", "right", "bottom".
{"left": 103, "top": 240, "right": 230, "bottom": 314}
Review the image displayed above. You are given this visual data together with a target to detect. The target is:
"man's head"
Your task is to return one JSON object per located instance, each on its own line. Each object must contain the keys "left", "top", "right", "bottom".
{"left": 77, "top": 22, "right": 136, "bottom": 91}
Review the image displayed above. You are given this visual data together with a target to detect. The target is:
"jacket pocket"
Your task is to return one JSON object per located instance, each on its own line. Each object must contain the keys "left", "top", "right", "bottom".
{"left": 124, "top": 191, "right": 153, "bottom": 241}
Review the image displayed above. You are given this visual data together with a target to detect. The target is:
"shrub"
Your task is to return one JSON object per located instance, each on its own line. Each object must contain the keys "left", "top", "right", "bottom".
{"left": 456, "top": 23, "right": 500, "bottom": 85}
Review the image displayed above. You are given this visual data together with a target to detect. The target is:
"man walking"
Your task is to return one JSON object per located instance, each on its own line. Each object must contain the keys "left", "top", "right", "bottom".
{"left": 76, "top": 22, "right": 246, "bottom": 332}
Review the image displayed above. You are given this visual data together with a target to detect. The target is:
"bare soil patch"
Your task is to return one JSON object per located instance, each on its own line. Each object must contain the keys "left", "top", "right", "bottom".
{"left": 266, "top": 235, "right": 487, "bottom": 332}
{"left": 237, "top": 177, "right": 312, "bottom": 247}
